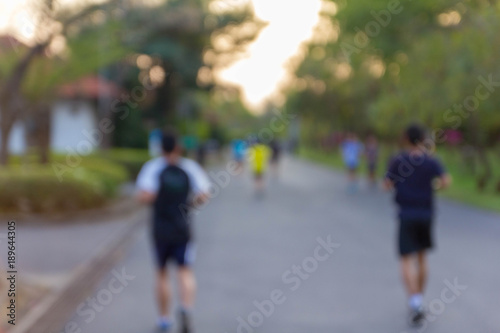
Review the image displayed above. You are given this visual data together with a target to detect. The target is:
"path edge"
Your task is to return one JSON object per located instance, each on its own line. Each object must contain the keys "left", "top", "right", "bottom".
{"left": 9, "top": 218, "right": 145, "bottom": 333}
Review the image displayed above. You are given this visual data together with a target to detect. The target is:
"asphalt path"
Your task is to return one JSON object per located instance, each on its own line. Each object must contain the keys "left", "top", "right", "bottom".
{"left": 64, "top": 156, "right": 500, "bottom": 333}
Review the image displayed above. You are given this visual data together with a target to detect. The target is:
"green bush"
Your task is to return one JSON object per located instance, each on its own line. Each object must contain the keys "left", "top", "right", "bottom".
{"left": 64, "top": 156, "right": 129, "bottom": 196}
{"left": 0, "top": 155, "right": 130, "bottom": 214}
{"left": 0, "top": 167, "right": 105, "bottom": 213}
{"left": 98, "top": 148, "right": 150, "bottom": 179}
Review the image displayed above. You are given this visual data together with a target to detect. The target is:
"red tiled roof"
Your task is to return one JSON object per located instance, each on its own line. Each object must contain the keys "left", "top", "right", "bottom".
{"left": 58, "top": 76, "right": 122, "bottom": 99}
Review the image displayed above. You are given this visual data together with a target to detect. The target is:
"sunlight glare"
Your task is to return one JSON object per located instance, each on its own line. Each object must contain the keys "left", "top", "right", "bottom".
{"left": 217, "top": 0, "right": 323, "bottom": 110}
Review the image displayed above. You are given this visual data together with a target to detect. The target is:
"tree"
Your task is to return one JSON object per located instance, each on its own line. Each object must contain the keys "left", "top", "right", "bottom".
{"left": 0, "top": 0, "right": 263, "bottom": 163}
{"left": 109, "top": 0, "right": 263, "bottom": 137}
{"left": 0, "top": 0, "right": 124, "bottom": 165}
{"left": 286, "top": 0, "right": 500, "bottom": 189}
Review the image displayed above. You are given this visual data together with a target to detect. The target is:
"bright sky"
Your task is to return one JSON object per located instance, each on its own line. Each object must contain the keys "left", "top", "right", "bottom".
{"left": 0, "top": 0, "right": 323, "bottom": 110}
{"left": 217, "top": 0, "right": 323, "bottom": 109}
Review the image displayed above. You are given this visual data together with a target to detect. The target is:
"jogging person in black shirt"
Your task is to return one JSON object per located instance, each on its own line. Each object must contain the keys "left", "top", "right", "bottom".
{"left": 385, "top": 125, "right": 451, "bottom": 327}
{"left": 137, "top": 131, "right": 210, "bottom": 332}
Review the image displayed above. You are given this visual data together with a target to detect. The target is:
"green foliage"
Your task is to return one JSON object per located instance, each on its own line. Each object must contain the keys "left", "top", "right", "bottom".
{"left": 71, "top": 155, "right": 129, "bottom": 196}
{"left": 113, "top": 108, "right": 149, "bottom": 149}
{"left": 98, "top": 148, "right": 150, "bottom": 179}
{"left": 287, "top": 0, "right": 500, "bottom": 150}
{"left": 0, "top": 155, "right": 129, "bottom": 214}
{"left": 0, "top": 166, "right": 103, "bottom": 214}
{"left": 22, "top": 20, "right": 130, "bottom": 102}
{"left": 114, "top": 0, "right": 262, "bottom": 129}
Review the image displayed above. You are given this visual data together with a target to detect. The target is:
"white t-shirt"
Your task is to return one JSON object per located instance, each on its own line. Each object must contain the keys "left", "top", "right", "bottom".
{"left": 136, "top": 157, "right": 211, "bottom": 195}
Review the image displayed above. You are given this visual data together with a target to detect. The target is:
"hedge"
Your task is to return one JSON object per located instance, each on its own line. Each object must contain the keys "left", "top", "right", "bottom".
{"left": 0, "top": 155, "right": 129, "bottom": 214}
{"left": 98, "top": 149, "right": 150, "bottom": 180}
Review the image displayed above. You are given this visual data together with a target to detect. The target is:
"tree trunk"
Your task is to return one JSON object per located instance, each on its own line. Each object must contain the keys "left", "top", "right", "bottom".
{"left": 476, "top": 146, "right": 491, "bottom": 192}
{"left": 0, "top": 43, "right": 47, "bottom": 166}
{"left": 0, "top": 115, "right": 14, "bottom": 166}
{"left": 460, "top": 145, "right": 476, "bottom": 175}
{"left": 0, "top": 128, "right": 10, "bottom": 166}
{"left": 468, "top": 114, "right": 491, "bottom": 191}
{"left": 37, "top": 105, "right": 51, "bottom": 165}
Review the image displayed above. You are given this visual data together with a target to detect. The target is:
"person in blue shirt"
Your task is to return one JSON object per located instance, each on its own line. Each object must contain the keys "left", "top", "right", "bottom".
{"left": 341, "top": 133, "right": 363, "bottom": 191}
{"left": 385, "top": 124, "right": 451, "bottom": 327}
{"left": 231, "top": 139, "right": 247, "bottom": 173}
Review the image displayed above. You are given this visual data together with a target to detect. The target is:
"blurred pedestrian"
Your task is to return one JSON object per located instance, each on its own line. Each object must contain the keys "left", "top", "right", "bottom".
{"left": 231, "top": 139, "right": 247, "bottom": 173}
{"left": 269, "top": 139, "right": 282, "bottom": 176}
{"left": 384, "top": 124, "right": 451, "bottom": 327}
{"left": 341, "top": 133, "right": 363, "bottom": 192}
{"left": 365, "top": 135, "right": 379, "bottom": 186}
{"left": 136, "top": 130, "right": 211, "bottom": 333}
{"left": 196, "top": 141, "right": 207, "bottom": 167}
{"left": 248, "top": 140, "right": 271, "bottom": 196}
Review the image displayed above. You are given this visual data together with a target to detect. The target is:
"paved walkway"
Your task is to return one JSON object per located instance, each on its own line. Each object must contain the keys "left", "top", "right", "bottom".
{"left": 62, "top": 156, "right": 500, "bottom": 332}
{"left": 4, "top": 199, "right": 146, "bottom": 290}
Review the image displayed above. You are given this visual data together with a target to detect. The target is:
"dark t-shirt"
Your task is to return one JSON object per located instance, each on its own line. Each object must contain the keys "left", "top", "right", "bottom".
{"left": 386, "top": 152, "right": 445, "bottom": 220}
{"left": 153, "top": 165, "right": 192, "bottom": 244}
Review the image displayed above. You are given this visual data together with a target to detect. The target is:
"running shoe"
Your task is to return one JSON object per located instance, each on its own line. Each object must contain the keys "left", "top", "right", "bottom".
{"left": 179, "top": 310, "right": 193, "bottom": 333}
{"left": 157, "top": 318, "right": 172, "bottom": 332}
{"left": 408, "top": 307, "right": 426, "bottom": 327}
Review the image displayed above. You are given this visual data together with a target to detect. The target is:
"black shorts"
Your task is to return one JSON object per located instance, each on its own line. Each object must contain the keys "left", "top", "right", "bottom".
{"left": 398, "top": 219, "right": 433, "bottom": 256}
{"left": 153, "top": 240, "right": 195, "bottom": 269}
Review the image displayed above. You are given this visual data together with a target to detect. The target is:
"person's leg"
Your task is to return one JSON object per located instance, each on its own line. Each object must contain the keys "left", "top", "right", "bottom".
{"left": 417, "top": 251, "right": 428, "bottom": 294}
{"left": 368, "top": 164, "right": 376, "bottom": 184}
{"left": 175, "top": 243, "right": 196, "bottom": 333}
{"left": 402, "top": 254, "right": 425, "bottom": 320}
{"left": 400, "top": 222, "right": 426, "bottom": 326}
{"left": 178, "top": 266, "right": 197, "bottom": 310}
{"left": 347, "top": 166, "right": 358, "bottom": 192}
{"left": 254, "top": 172, "right": 265, "bottom": 193}
{"left": 271, "top": 161, "right": 278, "bottom": 176}
{"left": 348, "top": 168, "right": 355, "bottom": 181}
{"left": 153, "top": 238, "right": 174, "bottom": 329}
{"left": 400, "top": 255, "right": 418, "bottom": 296}
{"left": 236, "top": 159, "right": 243, "bottom": 174}
{"left": 156, "top": 268, "right": 172, "bottom": 318}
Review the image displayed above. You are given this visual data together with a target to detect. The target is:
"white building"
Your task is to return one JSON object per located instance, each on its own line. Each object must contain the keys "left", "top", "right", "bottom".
{"left": 0, "top": 76, "right": 120, "bottom": 155}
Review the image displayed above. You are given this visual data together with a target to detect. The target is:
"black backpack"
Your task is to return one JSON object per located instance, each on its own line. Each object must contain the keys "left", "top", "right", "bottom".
{"left": 153, "top": 164, "right": 192, "bottom": 243}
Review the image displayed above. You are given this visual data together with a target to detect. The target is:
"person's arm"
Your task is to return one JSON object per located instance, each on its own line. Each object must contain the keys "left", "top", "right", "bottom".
{"left": 187, "top": 160, "right": 211, "bottom": 207}
{"left": 137, "top": 190, "right": 156, "bottom": 204}
{"left": 384, "top": 156, "right": 398, "bottom": 191}
{"left": 135, "top": 160, "right": 160, "bottom": 204}
{"left": 384, "top": 177, "right": 395, "bottom": 190}
{"left": 433, "top": 173, "right": 452, "bottom": 190}
{"left": 192, "top": 192, "right": 209, "bottom": 207}
{"left": 432, "top": 159, "right": 451, "bottom": 190}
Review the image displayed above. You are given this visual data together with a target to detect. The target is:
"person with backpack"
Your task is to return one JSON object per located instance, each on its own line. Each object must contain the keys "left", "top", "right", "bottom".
{"left": 137, "top": 130, "right": 211, "bottom": 333}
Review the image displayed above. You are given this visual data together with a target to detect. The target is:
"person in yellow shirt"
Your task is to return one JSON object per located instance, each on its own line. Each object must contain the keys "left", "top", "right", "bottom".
{"left": 248, "top": 141, "right": 271, "bottom": 195}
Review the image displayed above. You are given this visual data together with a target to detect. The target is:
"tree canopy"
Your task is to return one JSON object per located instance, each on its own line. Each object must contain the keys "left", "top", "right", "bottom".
{"left": 285, "top": 0, "right": 500, "bottom": 146}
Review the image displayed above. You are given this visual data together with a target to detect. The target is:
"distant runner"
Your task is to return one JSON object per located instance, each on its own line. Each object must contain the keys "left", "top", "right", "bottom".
{"left": 248, "top": 141, "right": 270, "bottom": 196}
{"left": 269, "top": 139, "right": 282, "bottom": 176}
{"left": 137, "top": 130, "right": 211, "bottom": 333}
{"left": 384, "top": 124, "right": 451, "bottom": 327}
{"left": 231, "top": 139, "right": 247, "bottom": 173}
{"left": 341, "top": 133, "right": 363, "bottom": 192}
{"left": 365, "top": 135, "right": 379, "bottom": 186}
